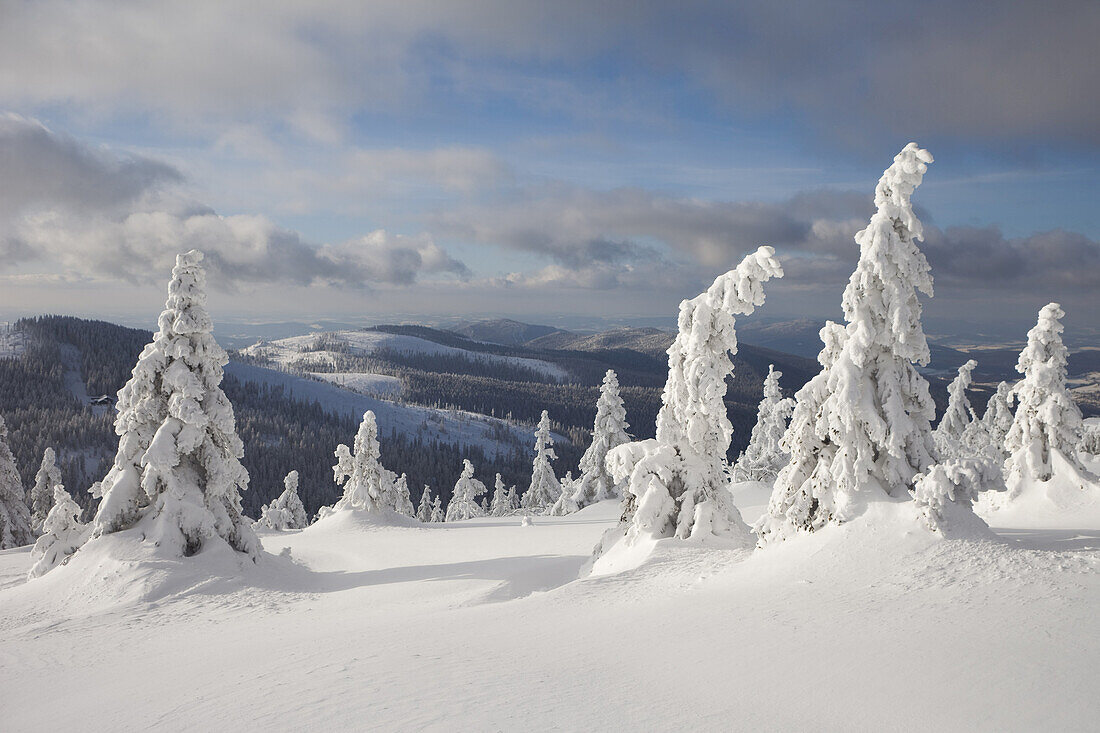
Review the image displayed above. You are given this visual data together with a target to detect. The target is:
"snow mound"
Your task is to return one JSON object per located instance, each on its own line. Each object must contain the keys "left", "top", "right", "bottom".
{"left": 3, "top": 529, "right": 305, "bottom": 623}
{"left": 307, "top": 508, "right": 423, "bottom": 535}
{"left": 977, "top": 451, "right": 1100, "bottom": 529}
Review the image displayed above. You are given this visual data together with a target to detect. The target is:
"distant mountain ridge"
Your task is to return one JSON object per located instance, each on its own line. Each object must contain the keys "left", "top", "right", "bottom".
{"left": 451, "top": 318, "right": 569, "bottom": 346}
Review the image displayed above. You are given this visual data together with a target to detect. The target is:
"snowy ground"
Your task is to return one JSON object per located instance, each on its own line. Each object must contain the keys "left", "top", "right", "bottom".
{"left": 2, "top": 499, "right": 1098, "bottom": 731}
{"left": 241, "top": 330, "right": 570, "bottom": 381}
{"left": 309, "top": 370, "right": 404, "bottom": 397}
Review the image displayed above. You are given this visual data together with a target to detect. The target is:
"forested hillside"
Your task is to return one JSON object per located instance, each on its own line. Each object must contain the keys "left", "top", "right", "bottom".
{"left": 0, "top": 317, "right": 548, "bottom": 518}
{"left": 0, "top": 314, "right": 993, "bottom": 522}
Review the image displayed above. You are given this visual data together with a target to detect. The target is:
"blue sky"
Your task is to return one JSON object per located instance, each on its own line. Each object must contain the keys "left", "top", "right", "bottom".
{"left": 0, "top": 1, "right": 1097, "bottom": 339}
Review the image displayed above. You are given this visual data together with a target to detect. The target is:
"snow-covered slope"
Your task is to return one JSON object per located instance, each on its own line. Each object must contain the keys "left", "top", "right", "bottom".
{"left": 1, "top": 500, "right": 1097, "bottom": 731}
{"left": 242, "top": 329, "right": 569, "bottom": 381}
{"left": 225, "top": 361, "right": 526, "bottom": 457}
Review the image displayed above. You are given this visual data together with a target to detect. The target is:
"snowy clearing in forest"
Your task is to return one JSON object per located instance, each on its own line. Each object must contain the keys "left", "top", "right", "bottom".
{"left": 225, "top": 361, "right": 527, "bottom": 458}
{"left": 309, "top": 370, "right": 403, "bottom": 397}
{"left": 1, "top": 499, "right": 1098, "bottom": 731}
{"left": 241, "top": 330, "right": 570, "bottom": 381}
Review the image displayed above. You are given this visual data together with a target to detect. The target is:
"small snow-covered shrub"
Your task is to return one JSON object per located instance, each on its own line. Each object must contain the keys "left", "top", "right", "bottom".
{"left": 29, "top": 485, "right": 90, "bottom": 578}
{"left": 256, "top": 471, "right": 309, "bottom": 530}
{"left": 912, "top": 458, "right": 1005, "bottom": 534}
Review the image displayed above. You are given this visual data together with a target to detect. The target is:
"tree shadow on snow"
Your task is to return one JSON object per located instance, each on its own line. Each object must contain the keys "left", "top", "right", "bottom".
{"left": 225, "top": 551, "right": 588, "bottom": 602}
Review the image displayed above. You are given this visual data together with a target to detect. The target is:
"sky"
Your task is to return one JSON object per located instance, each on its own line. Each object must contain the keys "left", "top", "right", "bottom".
{"left": 0, "top": 0, "right": 1097, "bottom": 339}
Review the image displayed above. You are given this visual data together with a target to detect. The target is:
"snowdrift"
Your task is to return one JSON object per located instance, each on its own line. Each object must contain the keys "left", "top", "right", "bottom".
{"left": 977, "top": 451, "right": 1100, "bottom": 529}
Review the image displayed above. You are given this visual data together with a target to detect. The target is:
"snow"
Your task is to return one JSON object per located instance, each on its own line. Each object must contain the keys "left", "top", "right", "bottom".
{"left": 241, "top": 329, "right": 569, "bottom": 381}
{"left": 224, "top": 360, "right": 528, "bottom": 458}
{"left": 977, "top": 450, "right": 1100, "bottom": 529}
{"left": 309, "top": 370, "right": 403, "bottom": 396}
{"left": 1, "top": 497, "right": 1098, "bottom": 730}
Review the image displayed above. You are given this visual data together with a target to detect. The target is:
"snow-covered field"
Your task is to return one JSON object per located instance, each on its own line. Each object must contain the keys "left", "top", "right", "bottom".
{"left": 2, "top": 499, "right": 1097, "bottom": 732}
{"left": 241, "top": 330, "right": 569, "bottom": 381}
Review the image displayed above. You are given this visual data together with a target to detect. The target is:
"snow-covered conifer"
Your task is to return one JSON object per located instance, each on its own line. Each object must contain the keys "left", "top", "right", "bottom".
{"left": 549, "top": 471, "right": 579, "bottom": 516}
{"left": 934, "top": 360, "right": 978, "bottom": 460}
{"left": 490, "top": 474, "right": 519, "bottom": 517}
{"left": 983, "top": 381, "right": 1017, "bottom": 450}
{"left": 1004, "top": 303, "right": 1088, "bottom": 486}
{"left": 521, "top": 411, "right": 558, "bottom": 510}
{"left": 394, "top": 473, "right": 415, "bottom": 517}
{"left": 29, "top": 485, "right": 90, "bottom": 578}
{"left": 88, "top": 250, "right": 257, "bottom": 557}
{"left": 605, "top": 246, "right": 783, "bottom": 546}
{"left": 30, "top": 446, "right": 62, "bottom": 533}
{"left": 569, "top": 370, "right": 630, "bottom": 508}
{"left": 731, "top": 365, "right": 795, "bottom": 483}
{"left": 758, "top": 144, "right": 940, "bottom": 545}
{"left": 416, "top": 485, "right": 434, "bottom": 523}
{"left": 255, "top": 471, "right": 309, "bottom": 530}
{"left": 322, "top": 411, "right": 405, "bottom": 516}
{"left": 430, "top": 495, "right": 444, "bottom": 522}
{"left": 446, "top": 459, "right": 486, "bottom": 521}
{"left": 0, "top": 415, "right": 34, "bottom": 549}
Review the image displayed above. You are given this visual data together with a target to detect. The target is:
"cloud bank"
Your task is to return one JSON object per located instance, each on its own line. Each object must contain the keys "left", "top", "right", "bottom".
{"left": 0, "top": 115, "right": 468, "bottom": 289}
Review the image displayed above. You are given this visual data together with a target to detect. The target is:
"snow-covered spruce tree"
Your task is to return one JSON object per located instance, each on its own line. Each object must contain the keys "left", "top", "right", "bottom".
{"left": 29, "top": 485, "right": 90, "bottom": 578}
{"left": 430, "top": 495, "right": 444, "bottom": 522}
{"left": 0, "top": 415, "right": 34, "bottom": 549}
{"left": 30, "top": 446, "right": 62, "bottom": 533}
{"left": 521, "top": 411, "right": 558, "bottom": 510}
{"left": 731, "top": 365, "right": 795, "bottom": 483}
{"left": 394, "top": 473, "right": 415, "bottom": 517}
{"left": 322, "top": 410, "right": 405, "bottom": 516}
{"left": 963, "top": 381, "right": 1015, "bottom": 460}
{"left": 489, "top": 474, "right": 517, "bottom": 517}
{"left": 603, "top": 246, "right": 784, "bottom": 547}
{"left": 1003, "top": 303, "right": 1088, "bottom": 488}
{"left": 757, "top": 144, "right": 940, "bottom": 545}
{"left": 416, "top": 485, "right": 434, "bottom": 523}
{"left": 549, "top": 471, "right": 579, "bottom": 516}
{"left": 255, "top": 471, "right": 309, "bottom": 530}
{"left": 569, "top": 370, "right": 630, "bottom": 509}
{"left": 446, "top": 459, "right": 487, "bottom": 521}
{"left": 88, "top": 250, "right": 257, "bottom": 558}
{"left": 934, "top": 360, "right": 978, "bottom": 460}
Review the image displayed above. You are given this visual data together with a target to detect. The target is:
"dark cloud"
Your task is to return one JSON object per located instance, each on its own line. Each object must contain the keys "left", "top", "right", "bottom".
{"left": 923, "top": 226, "right": 1100, "bottom": 289}
{"left": 436, "top": 182, "right": 1100, "bottom": 293}
{"left": 0, "top": 115, "right": 469, "bottom": 289}
{"left": 0, "top": 113, "right": 181, "bottom": 215}
{"left": 0, "top": 2, "right": 1094, "bottom": 146}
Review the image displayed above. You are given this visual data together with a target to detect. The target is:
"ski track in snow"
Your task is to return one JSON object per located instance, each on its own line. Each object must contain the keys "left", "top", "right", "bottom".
{"left": 1, "top": 500, "right": 1098, "bottom": 732}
